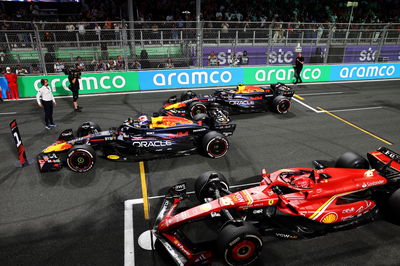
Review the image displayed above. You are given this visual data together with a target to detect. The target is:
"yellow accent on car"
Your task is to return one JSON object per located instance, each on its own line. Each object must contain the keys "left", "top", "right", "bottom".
{"left": 165, "top": 102, "right": 185, "bottom": 110}
{"left": 43, "top": 142, "right": 72, "bottom": 153}
{"left": 107, "top": 155, "right": 120, "bottom": 160}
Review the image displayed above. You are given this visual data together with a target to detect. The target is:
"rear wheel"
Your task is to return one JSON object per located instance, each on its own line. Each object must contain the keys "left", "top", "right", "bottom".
{"left": 194, "top": 171, "right": 229, "bottom": 202}
{"left": 66, "top": 144, "right": 96, "bottom": 172}
{"left": 271, "top": 95, "right": 291, "bottom": 114}
{"left": 76, "top": 121, "right": 102, "bottom": 137}
{"left": 388, "top": 188, "right": 400, "bottom": 223}
{"left": 217, "top": 222, "right": 263, "bottom": 266}
{"left": 202, "top": 131, "right": 229, "bottom": 159}
{"left": 335, "top": 152, "right": 370, "bottom": 169}
{"left": 189, "top": 102, "right": 207, "bottom": 119}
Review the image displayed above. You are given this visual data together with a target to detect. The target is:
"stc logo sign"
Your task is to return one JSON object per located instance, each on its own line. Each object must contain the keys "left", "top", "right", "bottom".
{"left": 330, "top": 63, "right": 400, "bottom": 80}
{"left": 139, "top": 68, "right": 243, "bottom": 90}
{"left": 268, "top": 49, "right": 294, "bottom": 64}
{"left": 359, "top": 47, "right": 377, "bottom": 62}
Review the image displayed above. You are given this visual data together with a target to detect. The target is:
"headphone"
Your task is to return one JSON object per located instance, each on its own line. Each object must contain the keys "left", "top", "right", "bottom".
{"left": 40, "top": 79, "right": 47, "bottom": 86}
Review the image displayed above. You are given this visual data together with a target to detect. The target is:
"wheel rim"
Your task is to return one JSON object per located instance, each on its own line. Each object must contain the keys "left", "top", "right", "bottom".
{"left": 207, "top": 138, "right": 228, "bottom": 158}
{"left": 231, "top": 240, "right": 256, "bottom": 262}
{"left": 191, "top": 105, "right": 207, "bottom": 118}
{"left": 277, "top": 99, "right": 291, "bottom": 113}
{"left": 67, "top": 151, "right": 93, "bottom": 172}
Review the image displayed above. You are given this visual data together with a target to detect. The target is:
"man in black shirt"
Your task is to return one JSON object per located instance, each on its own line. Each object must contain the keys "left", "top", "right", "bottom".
{"left": 68, "top": 67, "right": 82, "bottom": 112}
{"left": 294, "top": 52, "right": 304, "bottom": 84}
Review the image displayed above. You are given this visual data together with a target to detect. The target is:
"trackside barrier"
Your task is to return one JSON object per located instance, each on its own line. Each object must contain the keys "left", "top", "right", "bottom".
{"left": 16, "top": 62, "right": 400, "bottom": 97}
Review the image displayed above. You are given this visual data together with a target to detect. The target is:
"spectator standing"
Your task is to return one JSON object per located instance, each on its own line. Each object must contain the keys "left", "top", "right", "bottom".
{"left": 95, "top": 60, "right": 106, "bottom": 71}
{"left": 239, "top": 50, "right": 249, "bottom": 65}
{"left": 208, "top": 51, "right": 219, "bottom": 66}
{"left": 228, "top": 54, "right": 239, "bottom": 66}
{"left": 54, "top": 58, "right": 65, "bottom": 73}
{"left": 132, "top": 60, "right": 142, "bottom": 70}
{"left": 116, "top": 55, "right": 125, "bottom": 70}
{"left": 294, "top": 52, "right": 304, "bottom": 84}
{"left": 94, "top": 23, "right": 102, "bottom": 40}
{"left": 4, "top": 67, "right": 19, "bottom": 100}
{"left": 75, "top": 56, "right": 85, "bottom": 71}
{"left": 166, "top": 57, "right": 174, "bottom": 68}
{"left": 68, "top": 71, "right": 82, "bottom": 112}
{"left": 16, "top": 65, "right": 28, "bottom": 75}
{"left": 77, "top": 21, "right": 86, "bottom": 44}
{"left": 106, "top": 57, "right": 116, "bottom": 70}
{"left": 36, "top": 79, "right": 56, "bottom": 130}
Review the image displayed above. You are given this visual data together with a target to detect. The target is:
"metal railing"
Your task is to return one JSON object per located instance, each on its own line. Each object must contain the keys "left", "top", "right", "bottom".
{"left": 0, "top": 20, "right": 399, "bottom": 74}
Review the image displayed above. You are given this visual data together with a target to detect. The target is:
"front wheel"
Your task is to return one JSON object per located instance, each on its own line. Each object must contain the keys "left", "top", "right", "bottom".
{"left": 76, "top": 121, "right": 102, "bottom": 137}
{"left": 271, "top": 95, "right": 291, "bottom": 114}
{"left": 202, "top": 131, "right": 229, "bottom": 159}
{"left": 66, "top": 144, "right": 96, "bottom": 172}
{"left": 194, "top": 171, "right": 229, "bottom": 202}
{"left": 217, "top": 222, "right": 263, "bottom": 266}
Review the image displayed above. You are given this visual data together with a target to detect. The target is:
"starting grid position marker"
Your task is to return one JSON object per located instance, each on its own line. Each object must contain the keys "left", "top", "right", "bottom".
{"left": 10, "top": 119, "right": 32, "bottom": 167}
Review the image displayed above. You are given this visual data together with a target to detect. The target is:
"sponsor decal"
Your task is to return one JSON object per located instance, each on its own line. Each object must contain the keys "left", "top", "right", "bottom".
{"left": 219, "top": 196, "right": 234, "bottom": 206}
{"left": 107, "top": 155, "right": 120, "bottom": 160}
{"left": 268, "top": 199, "right": 275, "bottom": 206}
{"left": 193, "top": 128, "right": 206, "bottom": 132}
{"left": 275, "top": 233, "right": 298, "bottom": 239}
{"left": 132, "top": 140, "right": 172, "bottom": 147}
{"left": 361, "top": 180, "right": 385, "bottom": 188}
{"left": 343, "top": 45, "right": 400, "bottom": 63}
{"left": 342, "top": 207, "right": 355, "bottom": 214}
{"left": 174, "top": 239, "right": 191, "bottom": 257}
{"left": 248, "top": 96, "right": 263, "bottom": 100}
{"left": 232, "top": 192, "right": 246, "bottom": 203}
{"left": 330, "top": 63, "right": 400, "bottom": 81}
{"left": 364, "top": 169, "right": 375, "bottom": 177}
{"left": 18, "top": 72, "right": 139, "bottom": 97}
{"left": 228, "top": 100, "right": 254, "bottom": 105}
{"left": 139, "top": 68, "right": 243, "bottom": 90}
{"left": 321, "top": 212, "right": 338, "bottom": 224}
{"left": 252, "top": 209, "right": 263, "bottom": 214}
{"left": 200, "top": 203, "right": 212, "bottom": 212}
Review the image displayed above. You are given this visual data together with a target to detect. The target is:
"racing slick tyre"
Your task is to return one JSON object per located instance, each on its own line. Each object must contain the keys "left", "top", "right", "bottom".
{"left": 66, "top": 144, "right": 96, "bottom": 172}
{"left": 271, "top": 95, "right": 291, "bottom": 114}
{"left": 335, "top": 152, "right": 370, "bottom": 169}
{"left": 216, "top": 222, "right": 263, "bottom": 266}
{"left": 189, "top": 102, "right": 207, "bottom": 119}
{"left": 180, "top": 90, "right": 197, "bottom": 101}
{"left": 194, "top": 171, "right": 229, "bottom": 202}
{"left": 76, "top": 121, "right": 102, "bottom": 137}
{"left": 202, "top": 131, "right": 229, "bottom": 159}
{"left": 388, "top": 188, "right": 400, "bottom": 223}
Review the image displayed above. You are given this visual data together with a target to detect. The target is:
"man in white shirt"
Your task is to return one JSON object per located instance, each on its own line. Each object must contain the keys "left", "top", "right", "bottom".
{"left": 36, "top": 79, "right": 57, "bottom": 130}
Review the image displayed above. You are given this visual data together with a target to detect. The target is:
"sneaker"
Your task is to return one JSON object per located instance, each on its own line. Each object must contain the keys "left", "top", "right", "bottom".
{"left": 45, "top": 125, "right": 51, "bottom": 130}
{"left": 74, "top": 108, "right": 82, "bottom": 112}
{"left": 78, "top": 106, "right": 83, "bottom": 109}
{"left": 49, "top": 124, "right": 57, "bottom": 128}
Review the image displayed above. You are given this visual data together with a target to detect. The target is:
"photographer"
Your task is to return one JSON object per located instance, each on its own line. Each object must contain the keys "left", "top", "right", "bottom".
{"left": 67, "top": 66, "right": 82, "bottom": 112}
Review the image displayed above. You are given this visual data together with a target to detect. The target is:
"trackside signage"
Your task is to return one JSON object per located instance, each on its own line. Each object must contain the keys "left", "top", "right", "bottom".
{"left": 139, "top": 68, "right": 243, "bottom": 90}
{"left": 330, "top": 63, "right": 400, "bottom": 81}
{"left": 17, "top": 72, "right": 139, "bottom": 97}
{"left": 243, "top": 65, "right": 331, "bottom": 84}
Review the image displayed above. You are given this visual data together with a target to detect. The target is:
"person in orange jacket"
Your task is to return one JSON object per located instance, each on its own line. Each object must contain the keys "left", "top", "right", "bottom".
{"left": 4, "top": 67, "right": 19, "bottom": 99}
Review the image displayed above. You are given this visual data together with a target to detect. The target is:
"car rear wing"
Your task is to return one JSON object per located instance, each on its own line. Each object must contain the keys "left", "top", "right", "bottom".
{"left": 367, "top": 147, "right": 400, "bottom": 179}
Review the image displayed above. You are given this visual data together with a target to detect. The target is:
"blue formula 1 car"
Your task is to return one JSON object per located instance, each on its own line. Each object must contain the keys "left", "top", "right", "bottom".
{"left": 37, "top": 113, "right": 236, "bottom": 173}
{"left": 159, "top": 83, "right": 295, "bottom": 119}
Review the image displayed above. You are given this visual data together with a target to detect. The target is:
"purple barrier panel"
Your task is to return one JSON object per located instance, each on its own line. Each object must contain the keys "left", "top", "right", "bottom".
{"left": 201, "top": 46, "right": 326, "bottom": 66}
{"left": 380, "top": 45, "right": 400, "bottom": 61}
{"left": 343, "top": 45, "right": 400, "bottom": 63}
{"left": 202, "top": 46, "right": 266, "bottom": 66}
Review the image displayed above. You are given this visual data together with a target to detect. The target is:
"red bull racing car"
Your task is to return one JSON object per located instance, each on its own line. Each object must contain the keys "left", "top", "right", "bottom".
{"left": 37, "top": 113, "right": 235, "bottom": 173}
{"left": 159, "top": 83, "right": 295, "bottom": 119}
{"left": 153, "top": 147, "right": 400, "bottom": 265}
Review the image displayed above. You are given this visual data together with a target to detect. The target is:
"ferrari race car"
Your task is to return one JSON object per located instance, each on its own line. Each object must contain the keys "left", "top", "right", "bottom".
{"left": 37, "top": 114, "right": 236, "bottom": 173}
{"left": 159, "top": 83, "right": 295, "bottom": 119}
{"left": 153, "top": 147, "right": 400, "bottom": 265}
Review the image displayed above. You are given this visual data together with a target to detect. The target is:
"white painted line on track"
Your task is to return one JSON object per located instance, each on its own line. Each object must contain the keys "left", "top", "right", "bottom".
{"left": 299, "top": 92, "right": 344, "bottom": 96}
{"left": 124, "top": 201, "right": 135, "bottom": 266}
{"left": 123, "top": 180, "right": 259, "bottom": 265}
{"left": 326, "top": 106, "right": 383, "bottom": 113}
{"left": 292, "top": 97, "right": 321, "bottom": 113}
{"left": 0, "top": 112, "right": 17, "bottom": 115}
{"left": 9, "top": 78, "right": 400, "bottom": 101}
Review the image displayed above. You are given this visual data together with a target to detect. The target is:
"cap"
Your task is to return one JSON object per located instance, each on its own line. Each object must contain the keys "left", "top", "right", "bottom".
{"left": 6, "top": 67, "right": 11, "bottom": 71}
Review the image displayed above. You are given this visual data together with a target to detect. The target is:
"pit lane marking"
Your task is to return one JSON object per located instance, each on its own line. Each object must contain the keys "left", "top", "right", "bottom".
{"left": 299, "top": 92, "right": 344, "bottom": 96}
{"left": 139, "top": 161, "right": 150, "bottom": 220}
{"left": 324, "top": 106, "right": 383, "bottom": 113}
{"left": 293, "top": 94, "right": 305, "bottom": 100}
{"left": 124, "top": 181, "right": 259, "bottom": 266}
{"left": 317, "top": 107, "right": 393, "bottom": 145}
{"left": 0, "top": 112, "right": 17, "bottom": 115}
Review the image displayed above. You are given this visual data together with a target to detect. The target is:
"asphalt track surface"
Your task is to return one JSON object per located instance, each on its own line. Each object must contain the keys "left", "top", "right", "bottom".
{"left": 0, "top": 79, "right": 399, "bottom": 266}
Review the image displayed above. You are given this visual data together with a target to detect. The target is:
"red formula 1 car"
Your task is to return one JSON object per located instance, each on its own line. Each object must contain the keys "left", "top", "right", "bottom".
{"left": 153, "top": 147, "right": 400, "bottom": 265}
